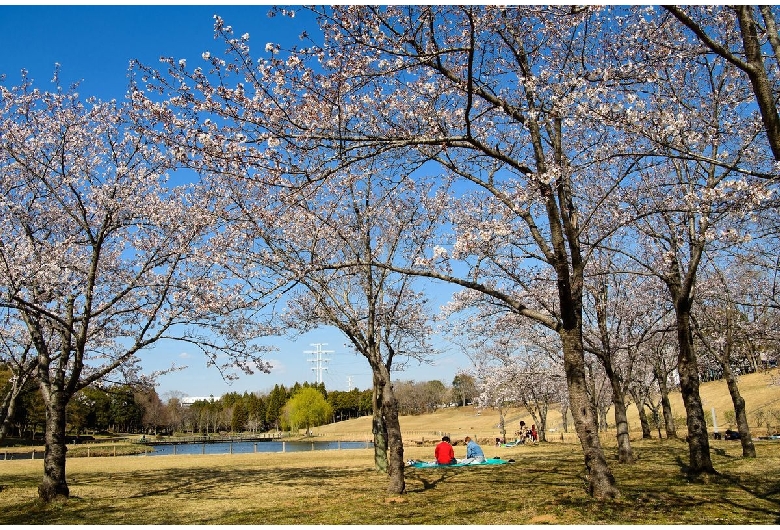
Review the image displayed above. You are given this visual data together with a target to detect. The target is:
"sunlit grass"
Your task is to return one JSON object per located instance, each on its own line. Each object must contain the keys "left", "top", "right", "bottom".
{"left": 1, "top": 437, "right": 778, "bottom": 524}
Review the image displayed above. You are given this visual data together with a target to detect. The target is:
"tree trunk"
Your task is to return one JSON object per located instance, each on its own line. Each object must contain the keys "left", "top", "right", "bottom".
{"left": 734, "top": 5, "right": 780, "bottom": 162}
{"left": 498, "top": 405, "right": 506, "bottom": 444}
{"left": 38, "top": 391, "right": 70, "bottom": 502}
{"left": 592, "top": 280, "right": 633, "bottom": 462}
{"left": 561, "top": 330, "right": 619, "bottom": 499}
{"left": 655, "top": 364, "right": 677, "bottom": 439}
{"left": 676, "top": 308, "right": 715, "bottom": 474}
{"left": 610, "top": 381, "right": 634, "bottom": 464}
{"left": 665, "top": 5, "right": 780, "bottom": 161}
{"left": 722, "top": 363, "right": 756, "bottom": 458}
{"left": 560, "top": 403, "right": 569, "bottom": 433}
{"left": 1, "top": 361, "right": 38, "bottom": 440}
{"left": 537, "top": 403, "right": 549, "bottom": 443}
{"left": 0, "top": 386, "right": 23, "bottom": 440}
{"left": 598, "top": 403, "right": 609, "bottom": 431}
{"left": 377, "top": 370, "right": 405, "bottom": 494}
{"left": 629, "top": 388, "right": 652, "bottom": 439}
{"left": 372, "top": 412, "right": 388, "bottom": 472}
{"left": 637, "top": 401, "right": 652, "bottom": 439}
{"left": 372, "top": 376, "right": 388, "bottom": 473}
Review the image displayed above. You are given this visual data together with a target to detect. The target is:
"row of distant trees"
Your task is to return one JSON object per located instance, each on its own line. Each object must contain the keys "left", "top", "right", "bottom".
{"left": 0, "top": 372, "right": 479, "bottom": 438}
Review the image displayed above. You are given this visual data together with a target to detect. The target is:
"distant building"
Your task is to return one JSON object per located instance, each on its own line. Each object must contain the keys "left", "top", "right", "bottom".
{"left": 179, "top": 396, "right": 220, "bottom": 407}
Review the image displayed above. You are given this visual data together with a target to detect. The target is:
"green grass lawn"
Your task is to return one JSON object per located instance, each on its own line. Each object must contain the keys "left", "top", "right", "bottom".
{"left": 1, "top": 437, "right": 778, "bottom": 524}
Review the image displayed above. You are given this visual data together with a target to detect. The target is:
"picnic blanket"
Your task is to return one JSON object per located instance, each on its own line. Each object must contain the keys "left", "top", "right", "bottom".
{"left": 407, "top": 457, "right": 512, "bottom": 468}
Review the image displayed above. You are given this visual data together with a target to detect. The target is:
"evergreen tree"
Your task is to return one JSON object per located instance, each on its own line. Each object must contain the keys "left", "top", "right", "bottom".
{"left": 265, "top": 384, "right": 287, "bottom": 430}
{"left": 231, "top": 401, "right": 248, "bottom": 433}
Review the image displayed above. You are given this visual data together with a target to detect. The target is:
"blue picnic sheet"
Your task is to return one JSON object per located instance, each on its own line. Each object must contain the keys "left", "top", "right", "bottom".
{"left": 407, "top": 458, "right": 511, "bottom": 468}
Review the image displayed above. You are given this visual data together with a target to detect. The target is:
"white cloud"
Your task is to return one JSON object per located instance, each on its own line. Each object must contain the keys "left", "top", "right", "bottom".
{"left": 266, "top": 358, "right": 286, "bottom": 373}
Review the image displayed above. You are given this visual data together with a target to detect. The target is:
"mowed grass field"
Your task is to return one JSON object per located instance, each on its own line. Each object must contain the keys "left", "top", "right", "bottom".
{"left": 0, "top": 369, "right": 778, "bottom": 524}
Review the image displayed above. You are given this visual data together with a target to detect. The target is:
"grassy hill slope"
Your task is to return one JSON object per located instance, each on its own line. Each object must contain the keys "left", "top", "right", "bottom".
{"left": 313, "top": 368, "right": 780, "bottom": 444}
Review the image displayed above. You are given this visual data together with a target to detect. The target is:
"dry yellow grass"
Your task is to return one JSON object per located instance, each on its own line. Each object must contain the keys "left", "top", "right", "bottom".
{"left": 1, "top": 438, "right": 778, "bottom": 524}
{"left": 314, "top": 368, "right": 780, "bottom": 444}
{"left": 0, "top": 369, "right": 779, "bottom": 524}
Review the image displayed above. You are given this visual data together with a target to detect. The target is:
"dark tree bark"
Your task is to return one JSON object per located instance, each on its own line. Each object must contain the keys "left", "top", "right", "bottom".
{"left": 692, "top": 305, "right": 757, "bottom": 458}
{"left": 647, "top": 399, "right": 665, "bottom": 439}
{"left": 675, "top": 305, "right": 715, "bottom": 473}
{"left": 609, "top": 378, "right": 634, "bottom": 463}
{"left": 38, "top": 391, "right": 70, "bottom": 502}
{"left": 371, "top": 374, "right": 388, "bottom": 473}
{"left": 373, "top": 363, "right": 404, "bottom": 494}
{"left": 653, "top": 364, "right": 678, "bottom": 439}
{"left": 721, "top": 362, "right": 757, "bottom": 458}
{"left": 562, "top": 329, "right": 619, "bottom": 498}
{"left": 733, "top": 5, "right": 780, "bottom": 162}
{"left": 628, "top": 386, "right": 653, "bottom": 439}
{"left": 638, "top": 402, "right": 652, "bottom": 439}
{"left": 591, "top": 282, "right": 635, "bottom": 464}
{"left": 0, "top": 358, "right": 36, "bottom": 440}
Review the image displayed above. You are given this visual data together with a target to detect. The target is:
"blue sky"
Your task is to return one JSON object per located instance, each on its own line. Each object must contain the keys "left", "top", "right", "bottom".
{"left": 0, "top": 4, "right": 470, "bottom": 399}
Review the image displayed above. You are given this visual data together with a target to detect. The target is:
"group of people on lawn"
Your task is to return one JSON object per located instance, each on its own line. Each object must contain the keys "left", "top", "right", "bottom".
{"left": 516, "top": 420, "right": 538, "bottom": 443}
{"left": 434, "top": 419, "right": 539, "bottom": 465}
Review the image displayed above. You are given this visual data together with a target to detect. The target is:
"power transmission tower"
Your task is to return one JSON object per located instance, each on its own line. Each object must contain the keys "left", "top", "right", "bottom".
{"left": 347, "top": 376, "right": 354, "bottom": 391}
{"left": 304, "top": 343, "right": 332, "bottom": 384}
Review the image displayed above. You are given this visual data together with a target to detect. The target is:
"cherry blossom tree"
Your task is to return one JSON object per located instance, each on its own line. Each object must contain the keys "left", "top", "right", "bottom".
{"left": 128, "top": 4, "right": 779, "bottom": 498}
{"left": 626, "top": 364, "right": 655, "bottom": 439}
{"left": 593, "top": 11, "right": 775, "bottom": 472}
{"left": 124, "top": 85, "right": 443, "bottom": 491}
{"left": 308, "top": 5, "right": 630, "bottom": 498}
{"left": 447, "top": 304, "right": 566, "bottom": 444}
{"left": 664, "top": 5, "right": 780, "bottom": 162}
{"left": 0, "top": 323, "right": 37, "bottom": 439}
{"left": 582, "top": 250, "right": 669, "bottom": 463}
{"left": 270, "top": 170, "right": 440, "bottom": 491}
{"left": 0, "top": 74, "right": 272, "bottom": 501}
{"left": 691, "top": 254, "right": 780, "bottom": 457}
{"left": 131, "top": 5, "right": 654, "bottom": 499}
{"left": 586, "top": 357, "right": 613, "bottom": 432}
{"left": 646, "top": 328, "right": 681, "bottom": 440}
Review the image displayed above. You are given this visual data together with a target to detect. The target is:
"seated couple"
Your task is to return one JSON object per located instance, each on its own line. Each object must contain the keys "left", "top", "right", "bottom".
{"left": 435, "top": 435, "right": 486, "bottom": 465}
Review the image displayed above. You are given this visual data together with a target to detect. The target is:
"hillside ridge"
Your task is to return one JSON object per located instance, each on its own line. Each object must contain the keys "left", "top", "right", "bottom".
{"left": 312, "top": 368, "right": 780, "bottom": 443}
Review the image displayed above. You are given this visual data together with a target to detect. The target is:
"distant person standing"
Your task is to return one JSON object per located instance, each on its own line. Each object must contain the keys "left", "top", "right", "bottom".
{"left": 435, "top": 435, "right": 456, "bottom": 465}
{"left": 461, "top": 436, "right": 486, "bottom": 464}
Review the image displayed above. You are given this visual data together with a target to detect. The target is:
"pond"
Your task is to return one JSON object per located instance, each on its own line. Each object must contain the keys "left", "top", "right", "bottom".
{"left": 140, "top": 440, "right": 372, "bottom": 456}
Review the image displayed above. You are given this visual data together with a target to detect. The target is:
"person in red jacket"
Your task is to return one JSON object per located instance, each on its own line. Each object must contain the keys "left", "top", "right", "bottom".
{"left": 434, "top": 435, "right": 456, "bottom": 465}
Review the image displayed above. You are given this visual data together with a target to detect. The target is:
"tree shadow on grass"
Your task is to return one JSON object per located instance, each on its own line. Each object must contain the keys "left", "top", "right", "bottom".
{"left": 4, "top": 441, "right": 779, "bottom": 525}
{"left": 716, "top": 471, "right": 780, "bottom": 524}
{"left": 118, "top": 465, "right": 365, "bottom": 499}
{"left": 404, "top": 467, "right": 459, "bottom": 492}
